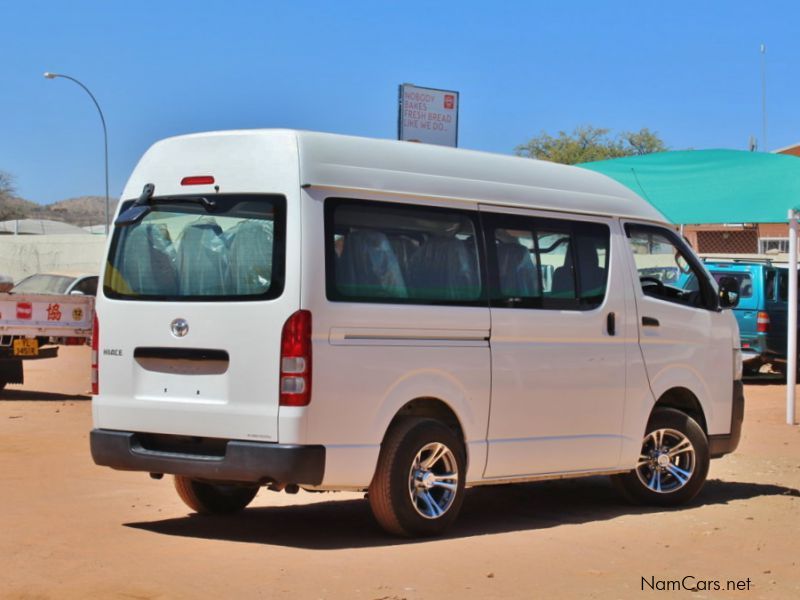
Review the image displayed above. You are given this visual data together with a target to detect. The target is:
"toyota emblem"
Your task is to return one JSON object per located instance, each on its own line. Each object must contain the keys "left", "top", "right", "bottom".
{"left": 170, "top": 318, "right": 189, "bottom": 338}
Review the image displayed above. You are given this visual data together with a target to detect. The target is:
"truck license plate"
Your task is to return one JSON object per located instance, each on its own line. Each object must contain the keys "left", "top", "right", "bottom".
{"left": 12, "top": 339, "right": 39, "bottom": 357}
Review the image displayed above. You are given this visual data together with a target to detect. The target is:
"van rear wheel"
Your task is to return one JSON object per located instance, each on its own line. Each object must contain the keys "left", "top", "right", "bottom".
{"left": 368, "top": 418, "right": 466, "bottom": 537}
{"left": 174, "top": 476, "right": 259, "bottom": 514}
{"left": 612, "top": 408, "right": 709, "bottom": 506}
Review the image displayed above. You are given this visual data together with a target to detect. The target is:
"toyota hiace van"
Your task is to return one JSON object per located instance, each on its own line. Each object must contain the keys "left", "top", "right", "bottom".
{"left": 91, "top": 130, "right": 744, "bottom": 536}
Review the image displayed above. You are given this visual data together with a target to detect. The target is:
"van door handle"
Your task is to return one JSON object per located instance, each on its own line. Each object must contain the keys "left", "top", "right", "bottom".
{"left": 606, "top": 312, "right": 616, "bottom": 336}
{"left": 642, "top": 316, "right": 660, "bottom": 327}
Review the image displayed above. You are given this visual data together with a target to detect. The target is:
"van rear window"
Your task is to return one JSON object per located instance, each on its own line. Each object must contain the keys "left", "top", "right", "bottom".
{"left": 104, "top": 195, "right": 285, "bottom": 301}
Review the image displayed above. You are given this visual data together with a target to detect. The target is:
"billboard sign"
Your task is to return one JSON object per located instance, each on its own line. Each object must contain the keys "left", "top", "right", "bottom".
{"left": 398, "top": 84, "right": 459, "bottom": 147}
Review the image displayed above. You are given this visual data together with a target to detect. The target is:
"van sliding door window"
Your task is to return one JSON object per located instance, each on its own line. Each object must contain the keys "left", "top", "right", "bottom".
{"left": 104, "top": 195, "right": 286, "bottom": 301}
{"left": 485, "top": 215, "right": 610, "bottom": 310}
{"left": 325, "top": 198, "right": 484, "bottom": 305}
{"left": 625, "top": 224, "right": 714, "bottom": 309}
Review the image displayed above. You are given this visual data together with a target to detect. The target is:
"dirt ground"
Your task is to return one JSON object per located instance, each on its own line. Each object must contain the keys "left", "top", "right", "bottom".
{"left": 1, "top": 347, "right": 798, "bottom": 599}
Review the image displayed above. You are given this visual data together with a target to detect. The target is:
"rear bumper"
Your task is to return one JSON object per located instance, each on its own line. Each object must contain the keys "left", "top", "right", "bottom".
{"left": 90, "top": 429, "right": 325, "bottom": 485}
{"left": 740, "top": 349, "right": 764, "bottom": 366}
{"left": 708, "top": 380, "right": 745, "bottom": 459}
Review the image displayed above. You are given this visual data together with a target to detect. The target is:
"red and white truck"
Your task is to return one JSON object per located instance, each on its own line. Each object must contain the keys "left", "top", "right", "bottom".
{"left": 0, "top": 276, "right": 95, "bottom": 389}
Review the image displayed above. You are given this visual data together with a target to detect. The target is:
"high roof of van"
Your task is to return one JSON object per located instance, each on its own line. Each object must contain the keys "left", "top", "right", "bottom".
{"left": 131, "top": 129, "right": 667, "bottom": 223}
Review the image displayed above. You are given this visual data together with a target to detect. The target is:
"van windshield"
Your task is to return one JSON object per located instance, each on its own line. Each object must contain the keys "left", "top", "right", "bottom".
{"left": 104, "top": 194, "right": 285, "bottom": 301}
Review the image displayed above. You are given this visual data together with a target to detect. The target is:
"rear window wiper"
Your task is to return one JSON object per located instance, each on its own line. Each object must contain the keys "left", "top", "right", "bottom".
{"left": 115, "top": 183, "right": 216, "bottom": 226}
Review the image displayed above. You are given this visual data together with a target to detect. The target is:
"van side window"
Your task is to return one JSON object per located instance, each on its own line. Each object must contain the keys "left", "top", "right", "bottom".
{"left": 778, "top": 270, "right": 788, "bottom": 302}
{"left": 486, "top": 215, "right": 609, "bottom": 310}
{"left": 325, "top": 199, "right": 484, "bottom": 305}
{"left": 765, "top": 270, "right": 776, "bottom": 301}
{"left": 625, "top": 224, "right": 714, "bottom": 309}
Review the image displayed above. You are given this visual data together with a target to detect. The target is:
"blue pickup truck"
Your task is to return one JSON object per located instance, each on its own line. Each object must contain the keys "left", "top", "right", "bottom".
{"left": 703, "top": 260, "right": 794, "bottom": 375}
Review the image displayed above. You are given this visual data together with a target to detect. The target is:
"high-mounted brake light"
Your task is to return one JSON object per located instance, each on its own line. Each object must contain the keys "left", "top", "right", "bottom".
{"left": 91, "top": 315, "right": 99, "bottom": 395}
{"left": 279, "top": 310, "right": 312, "bottom": 407}
{"left": 757, "top": 311, "right": 770, "bottom": 333}
{"left": 180, "top": 175, "right": 215, "bottom": 186}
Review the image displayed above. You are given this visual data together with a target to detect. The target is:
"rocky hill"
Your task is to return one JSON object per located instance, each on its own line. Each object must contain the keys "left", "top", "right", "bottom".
{"left": 0, "top": 195, "right": 118, "bottom": 227}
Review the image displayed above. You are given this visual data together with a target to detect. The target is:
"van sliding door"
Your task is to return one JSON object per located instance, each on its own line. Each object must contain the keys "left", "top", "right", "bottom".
{"left": 482, "top": 206, "right": 629, "bottom": 478}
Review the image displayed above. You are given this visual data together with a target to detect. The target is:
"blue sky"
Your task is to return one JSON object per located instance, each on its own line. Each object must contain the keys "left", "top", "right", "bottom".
{"left": 1, "top": 0, "right": 798, "bottom": 204}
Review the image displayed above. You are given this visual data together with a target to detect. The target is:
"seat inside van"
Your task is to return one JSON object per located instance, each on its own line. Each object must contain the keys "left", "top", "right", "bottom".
{"left": 116, "top": 223, "right": 179, "bottom": 296}
{"left": 226, "top": 220, "right": 274, "bottom": 295}
{"left": 337, "top": 230, "right": 408, "bottom": 298}
{"left": 409, "top": 236, "right": 479, "bottom": 300}
{"left": 497, "top": 242, "right": 539, "bottom": 298}
{"left": 177, "top": 217, "right": 229, "bottom": 296}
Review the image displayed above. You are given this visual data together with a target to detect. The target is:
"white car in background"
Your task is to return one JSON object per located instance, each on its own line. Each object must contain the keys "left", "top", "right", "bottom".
{"left": 12, "top": 273, "right": 98, "bottom": 296}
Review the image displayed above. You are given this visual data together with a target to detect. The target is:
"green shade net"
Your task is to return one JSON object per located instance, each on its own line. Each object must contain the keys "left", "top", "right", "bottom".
{"left": 578, "top": 149, "right": 800, "bottom": 224}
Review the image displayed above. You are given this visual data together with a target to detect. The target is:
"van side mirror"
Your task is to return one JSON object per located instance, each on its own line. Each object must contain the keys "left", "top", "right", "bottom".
{"left": 717, "top": 276, "right": 740, "bottom": 309}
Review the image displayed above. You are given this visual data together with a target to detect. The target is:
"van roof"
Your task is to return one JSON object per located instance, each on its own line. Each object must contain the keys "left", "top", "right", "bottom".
{"left": 142, "top": 129, "right": 667, "bottom": 223}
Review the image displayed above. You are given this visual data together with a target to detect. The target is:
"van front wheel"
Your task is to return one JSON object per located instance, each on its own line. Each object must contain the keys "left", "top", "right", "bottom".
{"left": 369, "top": 418, "right": 466, "bottom": 537}
{"left": 174, "top": 476, "right": 259, "bottom": 514}
{"left": 612, "top": 408, "right": 709, "bottom": 506}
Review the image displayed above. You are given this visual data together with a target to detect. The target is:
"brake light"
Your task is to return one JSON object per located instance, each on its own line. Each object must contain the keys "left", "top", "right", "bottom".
{"left": 757, "top": 311, "right": 770, "bottom": 333}
{"left": 91, "top": 315, "right": 99, "bottom": 395}
{"left": 180, "top": 175, "right": 215, "bottom": 186}
{"left": 279, "top": 310, "right": 312, "bottom": 406}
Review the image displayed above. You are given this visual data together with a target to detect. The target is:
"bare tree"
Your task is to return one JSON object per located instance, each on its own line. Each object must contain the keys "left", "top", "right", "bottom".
{"left": 0, "top": 171, "right": 27, "bottom": 220}
{"left": 0, "top": 170, "right": 13, "bottom": 200}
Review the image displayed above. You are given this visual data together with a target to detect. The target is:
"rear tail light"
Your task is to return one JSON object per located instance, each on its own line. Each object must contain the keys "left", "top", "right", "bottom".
{"left": 757, "top": 311, "right": 770, "bottom": 333}
{"left": 279, "top": 310, "right": 312, "bottom": 406}
{"left": 91, "top": 315, "right": 99, "bottom": 395}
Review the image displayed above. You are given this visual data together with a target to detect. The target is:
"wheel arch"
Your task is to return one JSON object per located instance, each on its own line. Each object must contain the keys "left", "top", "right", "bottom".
{"left": 652, "top": 387, "right": 708, "bottom": 434}
{"left": 386, "top": 397, "right": 466, "bottom": 447}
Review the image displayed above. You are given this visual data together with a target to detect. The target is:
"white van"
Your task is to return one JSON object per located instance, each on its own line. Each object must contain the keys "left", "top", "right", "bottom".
{"left": 91, "top": 130, "right": 744, "bottom": 537}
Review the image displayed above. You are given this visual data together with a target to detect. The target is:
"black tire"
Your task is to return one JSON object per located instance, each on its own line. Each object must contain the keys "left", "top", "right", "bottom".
{"left": 368, "top": 418, "right": 466, "bottom": 537}
{"left": 612, "top": 408, "right": 709, "bottom": 506}
{"left": 174, "top": 476, "right": 259, "bottom": 514}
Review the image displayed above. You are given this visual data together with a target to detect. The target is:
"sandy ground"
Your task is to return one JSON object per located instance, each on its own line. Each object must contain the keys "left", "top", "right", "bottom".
{"left": 1, "top": 347, "right": 799, "bottom": 599}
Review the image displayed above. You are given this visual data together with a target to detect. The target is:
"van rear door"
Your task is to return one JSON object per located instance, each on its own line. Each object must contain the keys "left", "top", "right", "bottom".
{"left": 94, "top": 194, "right": 292, "bottom": 442}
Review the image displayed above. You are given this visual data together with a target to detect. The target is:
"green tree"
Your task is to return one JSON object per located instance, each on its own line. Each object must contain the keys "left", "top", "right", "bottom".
{"left": 514, "top": 125, "right": 667, "bottom": 165}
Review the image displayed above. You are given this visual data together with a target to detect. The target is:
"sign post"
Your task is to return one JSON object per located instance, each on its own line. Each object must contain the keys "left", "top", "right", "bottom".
{"left": 398, "top": 83, "right": 459, "bottom": 147}
{"left": 788, "top": 208, "right": 798, "bottom": 425}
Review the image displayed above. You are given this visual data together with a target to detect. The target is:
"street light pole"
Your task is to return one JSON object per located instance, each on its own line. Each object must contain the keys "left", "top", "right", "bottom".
{"left": 43, "top": 72, "right": 110, "bottom": 235}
